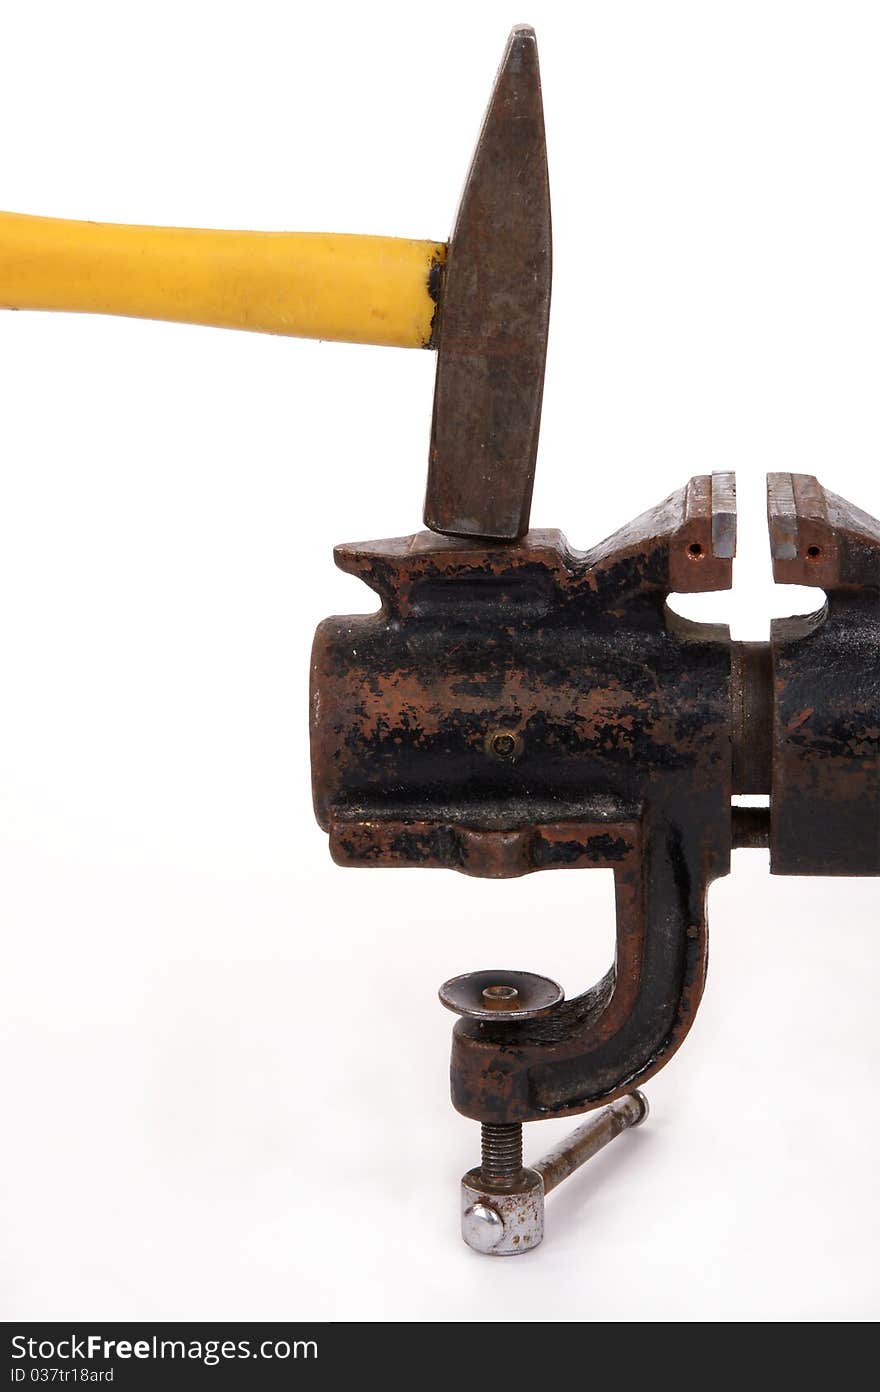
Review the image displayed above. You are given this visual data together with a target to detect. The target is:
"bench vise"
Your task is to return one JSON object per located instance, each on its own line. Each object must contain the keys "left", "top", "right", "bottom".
{"left": 309, "top": 32, "right": 880, "bottom": 1252}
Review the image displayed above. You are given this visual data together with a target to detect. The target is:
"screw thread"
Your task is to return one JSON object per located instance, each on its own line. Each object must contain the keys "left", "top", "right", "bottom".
{"left": 480, "top": 1122, "right": 524, "bottom": 1188}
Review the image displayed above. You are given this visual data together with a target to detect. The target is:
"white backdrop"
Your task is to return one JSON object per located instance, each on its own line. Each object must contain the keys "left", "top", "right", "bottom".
{"left": 1, "top": 0, "right": 878, "bottom": 1322}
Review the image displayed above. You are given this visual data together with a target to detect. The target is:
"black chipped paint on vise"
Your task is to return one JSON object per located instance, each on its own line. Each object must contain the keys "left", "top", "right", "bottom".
{"left": 531, "top": 833, "right": 631, "bottom": 868}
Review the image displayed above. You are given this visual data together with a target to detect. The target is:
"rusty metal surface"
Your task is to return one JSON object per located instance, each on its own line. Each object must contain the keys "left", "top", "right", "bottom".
{"left": 731, "top": 641, "right": 772, "bottom": 794}
{"left": 768, "top": 473, "right": 880, "bottom": 876}
{"left": 425, "top": 25, "right": 551, "bottom": 541}
{"left": 534, "top": 1092, "right": 648, "bottom": 1195}
{"left": 312, "top": 473, "right": 739, "bottom": 1118}
{"left": 731, "top": 805, "right": 770, "bottom": 849}
{"left": 461, "top": 1167, "right": 544, "bottom": 1256}
{"left": 311, "top": 467, "right": 880, "bottom": 1123}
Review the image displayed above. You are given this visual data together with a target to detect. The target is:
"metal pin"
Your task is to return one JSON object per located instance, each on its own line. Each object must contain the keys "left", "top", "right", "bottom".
{"left": 534, "top": 1092, "right": 649, "bottom": 1196}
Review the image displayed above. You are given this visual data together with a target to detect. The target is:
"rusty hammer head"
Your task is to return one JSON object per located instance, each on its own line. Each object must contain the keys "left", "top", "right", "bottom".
{"left": 425, "top": 26, "right": 552, "bottom": 542}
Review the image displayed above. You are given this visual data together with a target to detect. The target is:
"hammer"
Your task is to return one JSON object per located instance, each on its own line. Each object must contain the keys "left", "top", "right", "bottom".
{"left": 0, "top": 27, "right": 550, "bottom": 542}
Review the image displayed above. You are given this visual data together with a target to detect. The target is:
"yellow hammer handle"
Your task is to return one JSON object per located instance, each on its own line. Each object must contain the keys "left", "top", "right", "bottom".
{"left": 0, "top": 211, "right": 446, "bottom": 349}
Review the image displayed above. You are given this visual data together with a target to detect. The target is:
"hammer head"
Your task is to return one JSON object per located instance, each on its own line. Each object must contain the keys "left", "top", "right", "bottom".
{"left": 425, "top": 26, "right": 552, "bottom": 541}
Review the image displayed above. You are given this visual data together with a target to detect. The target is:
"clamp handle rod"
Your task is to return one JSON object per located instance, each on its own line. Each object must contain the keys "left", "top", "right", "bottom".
{"left": 534, "top": 1091, "right": 649, "bottom": 1196}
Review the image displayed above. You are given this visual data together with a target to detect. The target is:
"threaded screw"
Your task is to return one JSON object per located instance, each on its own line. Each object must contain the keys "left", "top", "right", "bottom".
{"left": 479, "top": 1122, "right": 524, "bottom": 1190}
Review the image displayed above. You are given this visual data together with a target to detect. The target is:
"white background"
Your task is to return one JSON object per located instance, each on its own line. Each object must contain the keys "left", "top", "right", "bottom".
{"left": 1, "top": 0, "right": 878, "bottom": 1322}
